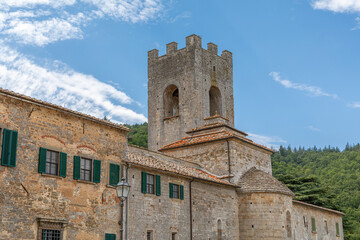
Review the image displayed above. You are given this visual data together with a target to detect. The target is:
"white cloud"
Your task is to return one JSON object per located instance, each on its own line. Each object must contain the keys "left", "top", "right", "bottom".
{"left": 247, "top": 132, "right": 287, "bottom": 150}
{"left": 311, "top": 0, "right": 360, "bottom": 13}
{"left": 0, "top": 0, "right": 163, "bottom": 46}
{"left": 0, "top": 42, "right": 147, "bottom": 124}
{"left": 347, "top": 102, "right": 360, "bottom": 108}
{"left": 306, "top": 125, "right": 321, "bottom": 132}
{"left": 270, "top": 72, "right": 339, "bottom": 99}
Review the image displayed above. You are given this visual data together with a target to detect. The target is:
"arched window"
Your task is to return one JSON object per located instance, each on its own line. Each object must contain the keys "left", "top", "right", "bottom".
{"left": 286, "top": 211, "right": 291, "bottom": 238}
{"left": 164, "top": 85, "right": 179, "bottom": 117}
{"left": 217, "top": 219, "right": 222, "bottom": 240}
{"left": 209, "top": 86, "right": 222, "bottom": 116}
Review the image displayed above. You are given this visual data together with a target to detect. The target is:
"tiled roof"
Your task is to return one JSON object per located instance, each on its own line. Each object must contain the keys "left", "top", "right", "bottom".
{"left": 186, "top": 123, "right": 248, "bottom": 136}
{"left": 159, "top": 129, "right": 273, "bottom": 152}
{"left": 293, "top": 200, "right": 345, "bottom": 216}
{"left": 0, "top": 88, "right": 129, "bottom": 132}
{"left": 127, "top": 146, "right": 235, "bottom": 186}
{"left": 237, "top": 168, "right": 295, "bottom": 196}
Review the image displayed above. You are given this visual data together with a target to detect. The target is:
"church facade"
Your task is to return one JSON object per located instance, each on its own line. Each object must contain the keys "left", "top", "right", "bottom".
{"left": 0, "top": 35, "right": 344, "bottom": 240}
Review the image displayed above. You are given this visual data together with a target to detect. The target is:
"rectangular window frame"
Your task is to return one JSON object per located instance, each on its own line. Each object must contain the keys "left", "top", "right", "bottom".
{"left": 146, "top": 230, "right": 153, "bottom": 240}
{"left": 171, "top": 232, "right": 177, "bottom": 240}
{"left": 147, "top": 174, "right": 155, "bottom": 194}
{"left": 80, "top": 157, "right": 92, "bottom": 182}
{"left": 45, "top": 149, "right": 60, "bottom": 176}
{"left": 336, "top": 222, "right": 340, "bottom": 236}
{"left": 311, "top": 217, "right": 316, "bottom": 233}
{"left": 37, "top": 218, "right": 67, "bottom": 240}
{"left": 172, "top": 184, "right": 180, "bottom": 199}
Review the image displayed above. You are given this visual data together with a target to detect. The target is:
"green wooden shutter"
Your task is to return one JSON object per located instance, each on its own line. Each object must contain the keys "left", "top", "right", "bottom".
{"left": 169, "top": 183, "right": 173, "bottom": 198}
{"left": 59, "top": 152, "right": 67, "bottom": 177}
{"left": 311, "top": 217, "right": 316, "bottom": 232}
{"left": 38, "top": 147, "right": 47, "bottom": 173}
{"left": 9, "top": 130, "right": 17, "bottom": 167}
{"left": 105, "top": 233, "right": 116, "bottom": 240}
{"left": 73, "top": 156, "right": 80, "bottom": 180}
{"left": 109, "top": 163, "right": 120, "bottom": 186}
{"left": 180, "top": 185, "right": 184, "bottom": 200}
{"left": 141, "top": 172, "right": 147, "bottom": 193}
{"left": 336, "top": 222, "right": 340, "bottom": 236}
{"left": 93, "top": 160, "right": 101, "bottom": 183}
{"left": 1, "top": 129, "right": 11, "bottom": 166}
{"left": 156, "top": 175, "right": 161, "bottom": 196}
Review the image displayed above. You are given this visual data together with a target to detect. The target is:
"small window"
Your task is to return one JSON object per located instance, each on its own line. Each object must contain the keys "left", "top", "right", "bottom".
{"left": 147, "top": 174, "right": 155, "bottom": 194}
{"left": 141, "top": 172, "right": 161, "bottom": 196}
{"left": 325, "top": 220, "right": 328, "bottom": 234}
{"left": 303, "top": 216, "right": 308, "bottom": 228}
{"left": 109, "top": 163, "right": 120, "bottom": 186}
{"left": 147, "top": 230, "right": 153, "bottom": 240}
{"left": 80, "top": 157, "right": 92, "bottom": 181}
{"left": 336, "top": 222, "right": 340, "bottom": 236}
{"left": 173, "top": 184, "right": 180, "bottom": 199}
{"left": 169, "top": 183, "right": 184, "bottom": 200}
{"left": 172, "top": 232, "right": 177, "bottom": 240}
{"left": 38, "top": 148, "right": 67, "bottom": 177}
{"left": 42, "top": 229, "right": 61, "bottom": 240}
{"left": 217, "top": 219, "right": 222, "bottom": 240}
{"left": 46, "top": 150, "right": 59, "bottom": 175}
{"left": 37, "top": 218, "right": 65, "bottom": 240}
{"left": 311, "top": 217, "right": 316, "bottom": 233}
{"left": 73, "top": 156, "right": 101, "bottom": 183}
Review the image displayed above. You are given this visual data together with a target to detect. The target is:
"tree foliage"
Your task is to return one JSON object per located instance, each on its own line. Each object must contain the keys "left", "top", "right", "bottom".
{"left": 124, "top": 122, "right": 148, "bottom": 148}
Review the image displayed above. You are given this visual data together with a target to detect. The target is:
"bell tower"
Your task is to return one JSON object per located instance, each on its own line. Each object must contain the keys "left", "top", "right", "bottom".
{"left": 147, "top": 34, "right": 234, "bottom": 150}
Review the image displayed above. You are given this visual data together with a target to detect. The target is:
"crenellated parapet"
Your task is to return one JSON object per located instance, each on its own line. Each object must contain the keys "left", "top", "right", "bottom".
{"left": 148, "top": 34, "right": 232, "bottom": 63}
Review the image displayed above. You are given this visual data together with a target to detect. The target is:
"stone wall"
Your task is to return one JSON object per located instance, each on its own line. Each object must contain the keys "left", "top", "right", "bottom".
{"left": 148, "top": 34, "right": 234, "bottom": 150}
{"left": 192, "top": 181, "right": 239, "bottom": 240}
{"left": 161, "top": 138, "right": 272, "bottom": 184}
{"left": 0, "top": 94, "right": 127, "bottom": 240}
{"left": 237, "top": 192, "right": 293, "bottom": 240}
{"left": 292, "top": 201, "right": 344, "bottom": 240}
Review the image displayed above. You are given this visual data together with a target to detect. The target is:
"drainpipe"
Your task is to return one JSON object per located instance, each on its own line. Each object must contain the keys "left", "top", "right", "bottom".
{"left": 189, "top": 179, "right": 194, "bottom": 240}
{"left": 226, "top": 139, "right": 231, "bottom": 183}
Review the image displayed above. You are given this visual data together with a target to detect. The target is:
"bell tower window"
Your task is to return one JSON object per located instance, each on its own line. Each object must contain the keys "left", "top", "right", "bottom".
{"left": 164, "top": 85, "right": 179, "bottom": 117}
{"left": 209, "top": 86, "right": 222, "bottom": 116}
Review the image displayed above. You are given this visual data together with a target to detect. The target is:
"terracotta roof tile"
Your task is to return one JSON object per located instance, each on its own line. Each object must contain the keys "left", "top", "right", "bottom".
{"left": 127, "top": 147, "right": 234, "bottom": 186}
{"left": 159, "top": 129, "right": 273, "bottom": 152}
{"left": 237, "top": 168, "right": 294, "bottom": 196}
{"left": 0, "top": 88, "right": 129, "bottom": 132}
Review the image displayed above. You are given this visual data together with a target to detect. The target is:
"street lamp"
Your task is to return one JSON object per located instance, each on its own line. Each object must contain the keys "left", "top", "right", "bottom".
{"left": 116, "top": 177, "right": 130, "bottom": 240}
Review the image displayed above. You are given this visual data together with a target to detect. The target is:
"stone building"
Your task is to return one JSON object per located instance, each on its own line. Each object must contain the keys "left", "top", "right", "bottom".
{"left": 0, "top": 34, "right": 344, "bottom": 240}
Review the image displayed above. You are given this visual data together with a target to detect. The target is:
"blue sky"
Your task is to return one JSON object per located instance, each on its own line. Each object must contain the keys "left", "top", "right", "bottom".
{"left": 0, "top": 0, "right": 360, "bottom": 149}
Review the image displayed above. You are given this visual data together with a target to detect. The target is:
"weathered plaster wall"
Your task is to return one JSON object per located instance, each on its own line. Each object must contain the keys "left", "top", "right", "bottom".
{"left": 148, "top": 34, "right": 234, "bottom": 150}
{"left": 237, "top": 192, "right": 293, "bottom": 240}
{"left": 292, "top": 202, "right": 344, "bottom": 240}
{"left": 0, "top": 94, "right": 127, "bottom": 240}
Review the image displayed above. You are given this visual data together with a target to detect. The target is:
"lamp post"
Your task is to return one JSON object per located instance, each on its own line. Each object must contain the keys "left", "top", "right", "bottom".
{"left": 116, "top": 177, "right": 130, "bottom": 240}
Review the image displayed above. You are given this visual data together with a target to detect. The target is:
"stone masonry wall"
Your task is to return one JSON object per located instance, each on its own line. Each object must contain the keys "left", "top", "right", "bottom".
{"left": 192, "top": 181, "right": 239, "bottom": 240}
{"left": 238, "top": 192, "right": 293, "bottom": 240}
{"left": 0, "top": 94, "right": 127, "bottom": 240}
{"left": 161, "top": 138, "right": 272, "bottom": 184}
{"left": 292, "top": 202, "right": 344, "bottom": 240}
{"left": 148, "top": 34, "right": 234, "bottom": 150}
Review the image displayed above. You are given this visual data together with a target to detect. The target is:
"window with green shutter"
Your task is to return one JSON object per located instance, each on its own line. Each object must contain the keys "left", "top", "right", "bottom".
{"left": 311, "top": 217, "right": 316, "bottom": 233}
{"left": 109, "top": 163, "right": 120, "bottom": 186}
{"left": 73, "top": 156, "right": 80, "bottom": 180}
{"left": 93, "top": 159, "right": 101, "bottom": 183}
{"left": 169, "top": 183, "right": 184, "bottom": 200}
{"left": 1, "top": 128, "right": 18, "bottom": 167}
{"left": 38, "top": 148, "right": 67, "bottom": 177}
{"left": 141, "top": 172, "right": 161, "bottom": 195}
{"left": 336, "top": 222, "right": 340, "bottom": 236}
{"left": 74, "top": 156, "right": 101, "bottom": 183}
{"left": 105, "top": 233, "right": 116, "bottom": 240}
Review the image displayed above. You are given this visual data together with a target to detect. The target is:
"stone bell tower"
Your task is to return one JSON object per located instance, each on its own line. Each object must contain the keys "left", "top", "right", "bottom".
{"left": 147, "top": 34, "right": 234, "bottom": 151}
